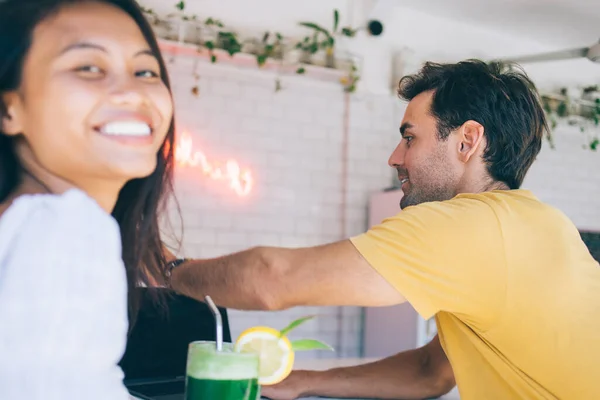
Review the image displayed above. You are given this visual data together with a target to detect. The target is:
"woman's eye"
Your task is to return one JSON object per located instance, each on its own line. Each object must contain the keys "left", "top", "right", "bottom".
{"left": 74, "top": 65, "right": 104, "bottom": 77}
{"left": 76, "top": 65, "right": 101, "bottom": 73}
{"left": 136, "top": 70, "right": 159, "bottom": 79}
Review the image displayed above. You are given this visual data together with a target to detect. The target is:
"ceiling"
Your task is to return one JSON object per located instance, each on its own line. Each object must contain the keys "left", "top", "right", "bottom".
{"left": 396, "top": 0, "right": 599, "bottom": 49}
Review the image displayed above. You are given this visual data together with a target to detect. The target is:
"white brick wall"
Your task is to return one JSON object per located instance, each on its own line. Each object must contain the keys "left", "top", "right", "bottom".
{"left": 162, "top": 51, "right": 600, "bottom": 359}
{"left": 163, "top": 53, "right": 400, "bottom": 358}
{"left": 524, "top": 124, "right": 600, "bottom": 231}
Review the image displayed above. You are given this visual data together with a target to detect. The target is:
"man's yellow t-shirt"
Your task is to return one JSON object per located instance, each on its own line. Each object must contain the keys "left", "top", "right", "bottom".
{"left": 351, "top": 189, "right": 600, "bottom": 399}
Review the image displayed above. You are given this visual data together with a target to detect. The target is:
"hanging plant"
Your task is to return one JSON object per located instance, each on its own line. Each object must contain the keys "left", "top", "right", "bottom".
{"left": 340, "top": 62, "right": 360, "bottom": 93}
{"left": 541, "top": 86, "right": 600, "bottom": 151}
{"left": 295, "top": 33, "right": 321, "bottom": 65}
{"left": 217, "top": 31, "right": 242, "bottom": 56}
{"left": 199, "top": 18, "right": 240, "bottom": 63}
{"left": 138, "top": 1, "right": 365, "bottom": 97}
{"left": 254, "top": 31, "right": 285, "bottom": 67}
{"left": 297, "top": 9, "right": 357, "bottom": 68}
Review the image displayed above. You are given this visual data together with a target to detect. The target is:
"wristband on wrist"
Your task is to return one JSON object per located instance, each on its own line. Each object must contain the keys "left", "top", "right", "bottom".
{"left": 164, "top": 258, "right": 189, "bottom": 288}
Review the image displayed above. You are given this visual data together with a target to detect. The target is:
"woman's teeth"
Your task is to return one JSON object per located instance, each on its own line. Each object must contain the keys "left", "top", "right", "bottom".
{"left": 98, "top": 121, "right": 151, "bottom": 136}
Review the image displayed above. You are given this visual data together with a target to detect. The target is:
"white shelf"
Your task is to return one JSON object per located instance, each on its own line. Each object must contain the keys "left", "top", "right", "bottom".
{"left": 157, "top": 39, "right": 349, "bottom": 85}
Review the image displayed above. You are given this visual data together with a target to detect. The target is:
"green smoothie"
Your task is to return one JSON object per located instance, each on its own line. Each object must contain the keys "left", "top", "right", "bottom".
{"left": 185, "top": 341, "right": 260, "bottom": 400}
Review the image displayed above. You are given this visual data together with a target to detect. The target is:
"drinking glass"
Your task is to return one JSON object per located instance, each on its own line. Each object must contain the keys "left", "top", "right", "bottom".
{"left": 185, "top": 341, "right": 260, "bottom": 400}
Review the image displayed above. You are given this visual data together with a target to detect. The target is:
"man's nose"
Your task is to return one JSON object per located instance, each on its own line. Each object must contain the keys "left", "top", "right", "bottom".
{"left": 388, "top": 142, "right": 405, "bottom": 168}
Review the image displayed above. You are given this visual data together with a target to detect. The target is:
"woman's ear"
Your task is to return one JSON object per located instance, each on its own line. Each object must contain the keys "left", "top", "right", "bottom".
{"left": 1, "top": 92, "right": 24, "bottom": 136}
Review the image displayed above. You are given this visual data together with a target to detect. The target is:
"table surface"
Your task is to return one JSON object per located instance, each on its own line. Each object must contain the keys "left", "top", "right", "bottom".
{"left": 129, "top": 358, "right": 461, "bottom": 400}
{"left": 293, "top": 358, "right": 460, "bottom": 400}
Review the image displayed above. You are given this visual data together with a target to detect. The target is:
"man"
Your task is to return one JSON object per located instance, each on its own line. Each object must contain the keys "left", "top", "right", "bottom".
{"left": 170, "top": 60, "right": 600, "bottom": 399}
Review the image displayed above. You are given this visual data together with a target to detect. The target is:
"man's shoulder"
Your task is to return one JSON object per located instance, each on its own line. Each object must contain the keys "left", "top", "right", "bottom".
{"left": 437, "top": 189, "right": 550, "bottom": 216}
{"left": 398, "top": 189, "right": 570, "bottom": 230}
{"left": 401, "top": 189, "right": 532, "bottom": 219}
{"left": 452, "top": 188, "right": 538, "bottom": 205}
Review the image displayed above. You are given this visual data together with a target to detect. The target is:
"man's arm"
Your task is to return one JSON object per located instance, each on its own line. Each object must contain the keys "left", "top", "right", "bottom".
{"left": 262, "top": 335, "right": 455, "bottom": 400}
{"left": 170, "top": 240, "right": 405, "bottom": 310}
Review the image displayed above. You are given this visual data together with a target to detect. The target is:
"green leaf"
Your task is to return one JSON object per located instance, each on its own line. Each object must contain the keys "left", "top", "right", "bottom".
{"left": 590, "top": 138, "right": 599, "bottom": 151}
{"left": 333, "top": 9, "right": 339, "bottom": 32}
{"left": 341, "top": 27, "right": 356, "bottom": 37}
{"left": 175, "top": 1, "right": 185, "bottom": 11}
{"left": 279, "top": 315, "right": 315, "bottom": 337}
{"left": 291, "top": 339, "right": 334, "bottom": 352}
{"left": 296, "top": 67, "right": 306, "bottom": 74}
{"left": 257, "top": 54, "right": 267, "bottom": 66}
{"left": 299, "top": 22, "right": 330, "bottom": 37}
{"left": 557, "top": 101, "right": 569, "bottom": 118}
{"left": 210, "top": 54, "right": 217, "bottom": 63}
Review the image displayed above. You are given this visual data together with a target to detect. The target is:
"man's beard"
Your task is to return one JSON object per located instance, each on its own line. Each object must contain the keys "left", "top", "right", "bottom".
{"left": 399, "top": 182, "right": 454, "bottom": 209}
{"left": 398, "top": 162, "right": 457, "bottom": 209}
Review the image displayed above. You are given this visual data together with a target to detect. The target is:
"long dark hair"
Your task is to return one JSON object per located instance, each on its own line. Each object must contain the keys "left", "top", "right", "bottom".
{"left": 0, "top": 0, "right": 177, "bottom": 323}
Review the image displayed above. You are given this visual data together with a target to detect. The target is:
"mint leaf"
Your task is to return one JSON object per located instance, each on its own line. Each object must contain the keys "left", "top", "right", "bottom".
{"left": 291, "top": 339, "right": 334, "bottom": 352}
{"left": 279, "top": 315, "right": 315, "bottom": 337}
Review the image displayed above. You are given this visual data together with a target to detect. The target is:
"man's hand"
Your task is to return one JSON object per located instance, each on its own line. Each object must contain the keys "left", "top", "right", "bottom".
{"left": 261, "top": 335, "right": 455, "bottom": 400}
{"left": 261, "top": 371, "right": 313, "bottom": 400}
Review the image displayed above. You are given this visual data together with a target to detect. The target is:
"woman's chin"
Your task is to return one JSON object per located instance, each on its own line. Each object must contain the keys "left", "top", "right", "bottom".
{"left": 111, "top": 161, "right": 159, "bottom": 182}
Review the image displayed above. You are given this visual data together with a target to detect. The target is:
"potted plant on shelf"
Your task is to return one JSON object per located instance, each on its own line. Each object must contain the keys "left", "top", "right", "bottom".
{"left": 292, "top": 33, "right": 320, "bottom": 65}
{"left": 252, "top": 31, "right": 285, "bottom": 67}
{"left": 139, "top": 5, "right": 159, "bottom": 27}
{"left": 159, "top": 1, "right": 200, "bottom": 44}
{"left": 297, "top": 9, "right": 357, "bottom": 68}
{"left": 199, "top": 18, "right": 243, "bottom": 63}
{"left": 541, "top": 85, "right": 600, "bottom": 150}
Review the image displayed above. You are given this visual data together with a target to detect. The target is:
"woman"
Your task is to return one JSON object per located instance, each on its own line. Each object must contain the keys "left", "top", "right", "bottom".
{"left": 0, "top": 0, "right": 176, "bottom": 398}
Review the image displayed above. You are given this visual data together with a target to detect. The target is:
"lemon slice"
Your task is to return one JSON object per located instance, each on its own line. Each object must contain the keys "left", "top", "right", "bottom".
{"left": 234, "top": 326, "right": 295, "bottom": 386}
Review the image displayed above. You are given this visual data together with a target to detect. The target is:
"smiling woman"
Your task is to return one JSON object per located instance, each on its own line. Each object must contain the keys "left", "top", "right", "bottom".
{"left": 0, "top": 0, "right": 177, "bottom": 399}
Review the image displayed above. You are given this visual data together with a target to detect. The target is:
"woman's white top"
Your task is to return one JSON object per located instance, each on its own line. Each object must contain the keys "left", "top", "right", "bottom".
{"left": 0, "top": 189, "right": 131, "bottom": 399}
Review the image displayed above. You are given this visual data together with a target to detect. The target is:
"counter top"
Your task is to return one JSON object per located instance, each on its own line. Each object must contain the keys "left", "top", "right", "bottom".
{"left": 294, "top": 358, "right": 460, "bottom": 400}
{"left": 129, "top": 357, "right": 460, "bottom": 400}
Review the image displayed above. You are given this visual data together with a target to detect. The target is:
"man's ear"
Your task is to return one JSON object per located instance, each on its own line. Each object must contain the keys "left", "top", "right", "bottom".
{"left": 1, "top": 92, "right": 24, "bottom": 136}
{"left": 456, "top": 120, "right": 485, "bottom": 163}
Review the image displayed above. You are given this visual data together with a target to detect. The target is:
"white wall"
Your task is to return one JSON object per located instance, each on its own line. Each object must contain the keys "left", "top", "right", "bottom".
{"left": 163, "top": 51, "right": 401, "bottom": 358}
{"left": 523, "top": 124, "right": 600, "bottom": 231}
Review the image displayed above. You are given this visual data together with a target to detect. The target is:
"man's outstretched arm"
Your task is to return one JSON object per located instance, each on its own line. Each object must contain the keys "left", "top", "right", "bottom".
{"left": 262, "top": 335, "right": 455, "bottom": 400}
{"left": 170, "top": 240, "right": 405, "bottom": 310}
